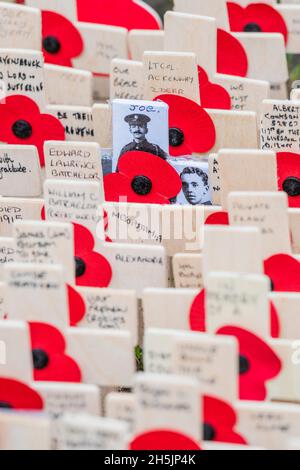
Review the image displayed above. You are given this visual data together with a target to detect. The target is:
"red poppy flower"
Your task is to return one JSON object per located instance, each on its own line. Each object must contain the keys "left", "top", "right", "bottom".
{"left": 217, "top": 29, "right": 248, "bottom": 77}
{"left": 227, "top": 3, "right": 288, "bottom": 45}
{"left": 190, "top": 289, "right": 280, "bottom": 338}
{"left": 0, "top": 378, "right": 44, "bottom": 410}
{"left": 29, "top": 322, "right": 82, "bottom": 382}
{"left": 217, "top": 326, "right": 282, "bottom": 400}
{"left": 203, "top": 395, "right": 247, "bottom": 444}
{"left": 41, "top": 207, "right": 112, "bottom": 288}
{"left": 0, "top": 95, "right": 65, "bottom": 167}
{"left": 129, "top": 430, "right": 201, "bottom": 450}
{"left": 205, "top": 211, "right": 230, "bottom": 225}
{"left": 42, "top": 11, "right": 84, "bottom": 67}
{"left": 154, "top": 95, "right": 216, "bottom": 157}
{"left": 276, "top": 152, "right": 300, "bottom": 208}
{"left": 104, "top": 151, "right": 182, "bottom": 204}
{"left": 74, "top": 223, "right": 112, "bottom": 288}
{"left": 76, "top": 0, "right": 161, "bottom": 30}
{"left": 264, "top": 254, "right": 300, "bottom": 292}
{"left": 190, "top": 289, "right": 206, "bottom": 333}
{"left": 67, "top": 285, "right": 86, "bottom": 326}
{"left": 198, "top": 67, "right": 231, "bottom": 110}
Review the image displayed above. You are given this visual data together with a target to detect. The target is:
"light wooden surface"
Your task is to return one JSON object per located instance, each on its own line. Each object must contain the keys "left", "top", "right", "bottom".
{"left": 110, "top": 59, "right": 144, "bottom": 101}
{"left": 134, "top": 372, "right": 202, "bottom": 442}
{"left": 164, "top": 11, "right": 217, "bottom": 77}
{"left": 76, "top": 287, "right": 138, "bottom": 345}
{"left": 206, "top": 272, "right": 271, "bottom": 337}
{"left": 143, "top": 288, "right": 197, "bottom": 331}
{"left": 13, "top": 220, "right": 75, "bottom": 283}
{"left": 173, "top": 253, "right": 203, "bottom": 289}
{"left": 143, "top": 51, "right": 200, "bottom": 103}
{"left": 44, "top": 141, "right": 102, "bottom": 183}
{"left": 128, "top": 29, "right": 165, "bottom": 62}
{"left": 0, "top": 48, "right": 45, "bottom": 108}
{"left": 0, "top": 2, "right": 41, "bottom": 50}
{"left": 203, "top": 226, "right": 264, "bottom": 282}
{"left": 261, "top": 100, "right": 300, "bottom": 153}
{"left": 227, "top": 191, "right": 291, "bottom": 258}
{"left": 46, "top": 105, "right": 95, "bottom": 142}
{"left": 0, "top": 145, "right": 42, "bottom": 197}
{"left": 4, "top": 262, "right": 69, "bottom": 329}
{"left": 173, "top": 0, "right": 229, "bottom": 30}
{"left": 73, "top": 22, "right": 128, "bottom": 74}
{"left": 25, "top": 0, "right": 77, "bottom": 20}
{"left": 206, "top": 110, "right": 258, "bottom": 156}
{"left": 66, "top": 328, "right": 135, "bottom": 387}
{"left": 0, "top": 319, "right": 33, "bottom": 382}
{"left": 233, "top": 33, "right": 288, "bottom": 84}
{"left": 218, "top": 150, "right": 278, "bottom": 209}
{"left": 44, "top": 65, "right": 93, "bottom": 107}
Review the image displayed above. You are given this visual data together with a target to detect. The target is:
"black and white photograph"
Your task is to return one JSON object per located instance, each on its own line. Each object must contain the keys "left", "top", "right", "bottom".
{"left": 112, "top": 99, "right": 169, "bottom": 171}
{"left": 169, "top": 158, "right": 212, "bottom": 206}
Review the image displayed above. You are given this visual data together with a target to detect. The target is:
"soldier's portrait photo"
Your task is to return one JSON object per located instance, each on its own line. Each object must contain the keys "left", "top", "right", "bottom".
{"left": 180, "top": 167, "right": 212, "bottom": 206}
{"left": 112, "top": 99, "right": 169, "bottom": 171}
{"left": 120, "top": 113, "right": 168, "bottom": 160}
{"left": 169, "top": 158, "right": 212, "bottom": 206}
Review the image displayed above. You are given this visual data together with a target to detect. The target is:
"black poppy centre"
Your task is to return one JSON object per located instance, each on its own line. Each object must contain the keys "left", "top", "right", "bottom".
{"left": 243, "top": 22, "right": 262, "bottom": 33}
{"left": 75, "top": 256, "right": 86, "bottom": 278}
{"left": 282, "top": 177, "right": 300, "bottom": 197}
{"left": 169, "top": 127, "right": 185, "bottom": 147}
{"left": 203, "top": 422, "right": 216, "bottom": 441}
{"left": 43, "top": 36, "right": 61, "bottom": 54}
{"left": 239, "top": 354, "right": 251, "bottom": 375}
{"left": 131, "top": 175, "right": 152, "bottom": 196}
{"left": 0, "top": 401, "right": 13, "bottom": 409}
{"left": 32, "top": 348, "right": 49, "bottom": 370}
{"left": 12, "top": 120, "right": 33, "bottom": 139}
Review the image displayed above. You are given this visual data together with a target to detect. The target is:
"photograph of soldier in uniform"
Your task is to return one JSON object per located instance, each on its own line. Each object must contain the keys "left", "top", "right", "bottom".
{"left": 112, "top": 99, "right": 169, "bottom": 171}
{"left": 169, "top": 158, "right": 212, "bottom": 206}
{"left": 120, "top": 114, "right": 168, "bottom": 160}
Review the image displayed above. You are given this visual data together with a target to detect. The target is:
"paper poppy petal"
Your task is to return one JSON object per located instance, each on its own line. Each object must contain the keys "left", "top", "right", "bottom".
{"left": 217, "top": 326, "right": 282, "bottom": 401}
{"left": 198, "top": 67, "right": 231, "bottom": 110}
{"left": 75, "top": 251, "right": 112, "bottom": 288}
{"left": 204, "top": 395, "right": 247, "bottom": 444}
{"left": 264, "top": 254, "right": 300, "bottom": 292}
{"left": 189, "top": 289, "right": 206, "bottom": 332}
{"left": 130, "top": 430, "right": 201, "bottom": 450}
{"left": 205, "top": 212, "right": 230, "bottom": 225}
{"left": 227, "top": 3, "right": 288, "bottom": 45}
{"left": 29, "top": 322, "right": 82, "bottom": 382}
{"left": 270, "top": 302, "right": 280, "bottom": 339}
{"left": 0, "top": 95, "right": 65, "bottom": 167}
{"left": 217, "top": 29, "right": 248, "bottom": 77}
{"left": 0, "top": 378, "right": 44, "bottom": 410}
{"left": 34, "top": 114, "right": 65, "bottom": 166}
{"left": 67, "top": 285, "right": 86, "bottom": 326}
{"left": 276, "top": 152, "right": 300, "bottom": 208}
{"left": 73, "top": 223, "right": 96, "bottom": 253}
{"left": 227, "top": 2, "right": 246, "bottom": 31}
{"left": 118, "top": 151, "right": 182, "bottom": 199}
{"left": 77, "top": 0, "right": 161, "bottom": 30}
{"left": 42, "top": 11, "right": 84, "bottom": 66}
{"left": 104, "top": 173, "right": 170, "bottom": 204}
{"left": 154, "top": 95, "right": 216, "bottom": 155}
{"left": 0, "top": 95, "right": 40, "bottom": 144}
